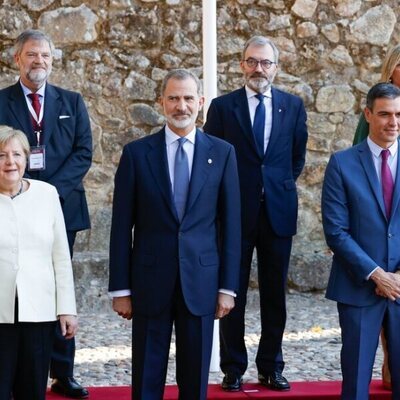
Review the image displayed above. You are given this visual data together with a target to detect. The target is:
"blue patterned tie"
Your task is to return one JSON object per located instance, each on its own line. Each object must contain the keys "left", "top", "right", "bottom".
{"left": 253, "top": 93, "right": 265, "bottom": 156}
{"left": 174, "top": 137, "right": 189, "bottom": 221}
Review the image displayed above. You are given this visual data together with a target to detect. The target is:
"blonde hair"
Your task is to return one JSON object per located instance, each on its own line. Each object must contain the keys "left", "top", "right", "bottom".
{"left": 381, "top": 44, "right": 400, "bottom": 83}
{"left": 0, "top": 125, "right": 30, "bottom": 157}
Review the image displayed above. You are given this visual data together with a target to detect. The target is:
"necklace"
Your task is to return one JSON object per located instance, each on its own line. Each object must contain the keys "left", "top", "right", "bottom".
{"left": 10, "top": 180, "right": 23, "bottom": 200}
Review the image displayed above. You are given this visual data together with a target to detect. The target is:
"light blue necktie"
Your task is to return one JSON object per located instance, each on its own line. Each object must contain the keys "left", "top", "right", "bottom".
{"left": 253, "top": 93, "right": 265, "bottom": 157}
{"left": 174, "top": 137, "right": 189, "bottom": 221}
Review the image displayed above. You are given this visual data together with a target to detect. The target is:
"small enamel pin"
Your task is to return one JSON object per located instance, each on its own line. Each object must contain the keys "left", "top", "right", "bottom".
{"left": 279, "top": 109, "right": 282, "bottom": 112}
{"left": 208, "top": 159, "right": 212, "bottom": 164}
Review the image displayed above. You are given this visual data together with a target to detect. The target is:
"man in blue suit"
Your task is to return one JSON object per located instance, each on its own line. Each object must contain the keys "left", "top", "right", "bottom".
{"left": 0, "top": 30, "right": 92, "bottom": 399}
{"left": 322, "top": 82, "right": 400, "bottom": 400}
{"left": 109, "top": 69, "right": 241, "bottom": 399}
{"left": 203, "top": 35, "right": 308, "bottom": 391}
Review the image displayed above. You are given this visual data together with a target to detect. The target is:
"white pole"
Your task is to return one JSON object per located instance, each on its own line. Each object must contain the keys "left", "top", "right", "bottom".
{"left": 202, "top": 0, "right": 220, "bottom": 373}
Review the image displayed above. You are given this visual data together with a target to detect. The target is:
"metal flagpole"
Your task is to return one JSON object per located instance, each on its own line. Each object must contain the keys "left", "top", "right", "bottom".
{"left": 202, "top": 0, "right": 219, "bottom": 372}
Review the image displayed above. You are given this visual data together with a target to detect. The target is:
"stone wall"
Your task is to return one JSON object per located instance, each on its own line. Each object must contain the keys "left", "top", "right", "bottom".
{"left": 1, "top": 0, "right": 399, "bottom": 311}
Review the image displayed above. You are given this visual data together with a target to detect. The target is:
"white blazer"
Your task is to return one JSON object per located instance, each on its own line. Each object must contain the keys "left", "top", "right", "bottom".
{"left": 0, "top": 179, "right": 76, "bottom": 323}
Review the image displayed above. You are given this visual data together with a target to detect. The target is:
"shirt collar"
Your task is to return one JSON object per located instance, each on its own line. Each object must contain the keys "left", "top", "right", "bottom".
{"left": 367, "top": 136, "right": 398, "bottom": 158}
{"left": 165, "top": 125, "right": 196, "bottom": 146}
{"left": 19, "top": 80, "right": 46, "bottom": 98}
{"left": 245, "top": 85, "right": 272, "bottom": 100}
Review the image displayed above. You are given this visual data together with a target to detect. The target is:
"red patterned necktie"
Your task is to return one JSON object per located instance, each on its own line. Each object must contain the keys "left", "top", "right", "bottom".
{"left": 28, "top": 93, "right": 41, "bottom": 118}
{"left": 381, "top": 149, "right": 394, "bottom": 219}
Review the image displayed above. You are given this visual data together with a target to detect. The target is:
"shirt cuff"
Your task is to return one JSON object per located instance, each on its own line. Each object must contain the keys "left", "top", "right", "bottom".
{"left": 109, "top": 289, "right": 131, "bottom": 298}
{"left": 219, "top": 288, "right": 236, "bottom": 297}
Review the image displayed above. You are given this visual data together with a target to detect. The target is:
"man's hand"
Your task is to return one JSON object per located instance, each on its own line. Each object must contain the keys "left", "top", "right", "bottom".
{"left": 215, "top": 293, "right": 235, "bottom": 319}
{"left": 59, "top": 315, "right": 78, "bottom": 339}
{"left": 113, "top": 296, "right": 133, "bottom": 320}
{"left": 371, "top": 268, "right": 400, "bottom": 301}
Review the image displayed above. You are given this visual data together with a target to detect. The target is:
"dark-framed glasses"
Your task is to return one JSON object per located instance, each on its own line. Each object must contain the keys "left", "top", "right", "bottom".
{"left": 243, "top": 58, "right": 276, "bottom": 70}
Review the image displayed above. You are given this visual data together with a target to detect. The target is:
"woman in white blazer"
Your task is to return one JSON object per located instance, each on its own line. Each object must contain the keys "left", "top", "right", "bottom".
{"left": 0, "top": 125, "right": 77, "bottom": 400}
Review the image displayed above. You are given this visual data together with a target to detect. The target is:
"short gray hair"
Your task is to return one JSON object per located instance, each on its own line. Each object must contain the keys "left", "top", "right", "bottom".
{"left": 14, "top": 29, "right": 54, "bottom": 56}
{"left": 161, "top": 69, "right": 202, "bottom": 96}
{"left": 0, "top": 125, "right": 30, "bottom": 157}
{"left": 242, "top": 35, "right": 279, "bottom": 64}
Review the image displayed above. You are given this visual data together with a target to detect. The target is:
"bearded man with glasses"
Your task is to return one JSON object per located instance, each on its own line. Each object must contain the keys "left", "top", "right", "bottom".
{"left": 204, "top": 35, "right": 308, "bottom": 392}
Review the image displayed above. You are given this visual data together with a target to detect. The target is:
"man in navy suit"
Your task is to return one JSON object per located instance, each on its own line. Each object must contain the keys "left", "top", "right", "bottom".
{"left": 203, "top": 35, "right": 308, "bottom": 391}
{"left": 109, "top": 69, "right": 241, "bottom": 399}
{"left": 0, "top": 30, "right": 92, "bottom": 399}
{"left": 322, "top": 83, "right": 400, "bottom": 400}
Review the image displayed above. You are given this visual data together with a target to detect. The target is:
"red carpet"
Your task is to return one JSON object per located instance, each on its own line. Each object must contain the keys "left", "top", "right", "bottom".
{"left": 46, "top": 381, "right": 391, "bottom": 399}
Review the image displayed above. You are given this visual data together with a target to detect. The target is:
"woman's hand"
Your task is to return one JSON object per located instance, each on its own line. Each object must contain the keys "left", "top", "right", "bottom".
{"left": 59, "top": 315, "right": 78, "bottom": 339}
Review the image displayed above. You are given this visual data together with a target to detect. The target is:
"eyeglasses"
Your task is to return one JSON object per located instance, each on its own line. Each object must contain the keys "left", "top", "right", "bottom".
{"left": 243, "top": 58, "right": 276, "bottom": 70}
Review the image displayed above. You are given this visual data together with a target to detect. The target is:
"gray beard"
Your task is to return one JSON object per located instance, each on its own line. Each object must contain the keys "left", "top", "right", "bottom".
{"left": 247, "top": 77, "right": 271, "bottom": 93}
{"left": 27, "top": 69, "right": 50, "bottom": 85}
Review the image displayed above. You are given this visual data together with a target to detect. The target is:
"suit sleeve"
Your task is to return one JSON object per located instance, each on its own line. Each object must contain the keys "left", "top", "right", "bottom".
{"left": 203, "top": 100, "right": 224, "bottom": 139}
{"left": 292, "top": 98, "right": 308, "bottom": 181}
{"left": 109, "top": 145, "right": 136, "bottom": 292}
{"left": 321, "top": 153, "right": 378, "bottom": 284}
{"left": 47, "top": 94, "right": 93, "bottom": 201}
{"left": 217, "top": 145, "right": 241, "bottom": 292}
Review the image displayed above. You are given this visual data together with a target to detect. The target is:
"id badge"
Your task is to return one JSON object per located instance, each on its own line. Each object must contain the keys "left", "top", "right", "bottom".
{"left": 28, "top": 145, "right": 46, "bottom": 171}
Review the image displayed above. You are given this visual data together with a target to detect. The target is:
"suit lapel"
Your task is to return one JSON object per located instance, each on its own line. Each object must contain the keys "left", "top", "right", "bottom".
{"left": 358, "top": 141, "right": 387, "bottom": 219}
{"left": 146, "top": 129, "right": 178, "bottom": 221}
{"left": 264, "top": 87, "right": 285, "bottom": 160}
{"left": 8, "top": 83, "right": 36, "bottom": 144}
{"left": 42, "top": 84, "right": 62, "bottom": 145}
{"left": 185, "top": 129, "right": 212, "bottom": 216}
{"left": 233, "top": 87, "right": 259, "bottom": 157}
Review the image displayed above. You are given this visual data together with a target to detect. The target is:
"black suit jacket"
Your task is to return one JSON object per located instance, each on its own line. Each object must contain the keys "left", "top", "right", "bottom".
{"left": 204, "top": 86, "right": 308, "bottom": 238}
{"left": 0, "top": 82, "right": 92, "bottom": 231}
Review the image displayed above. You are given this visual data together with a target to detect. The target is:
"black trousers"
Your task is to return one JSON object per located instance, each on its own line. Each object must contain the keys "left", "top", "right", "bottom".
{"left": 49, "top": 230, "right": 76, "bottom": 378}
{"left": 220, "top": 205, "right": 292, "bottom": 376}
{"left": 0, "top": 302, "right": 56, "bottom": 400}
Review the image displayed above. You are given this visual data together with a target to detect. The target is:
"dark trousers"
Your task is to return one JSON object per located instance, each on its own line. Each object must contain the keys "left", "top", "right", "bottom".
{"left": 132, "top": 280, "right": 214, "bottom": 400}
{"left": 220, "top": 205, "right": 292, "bottom": 376}
{"left": 338, "top": 300, "right": 400, "bottom": 400}
{"left": 0, "top": 302, "right": 56, "bottom": 400}
{"left": 49, "top": 230, "right": 76, "bottom": 378}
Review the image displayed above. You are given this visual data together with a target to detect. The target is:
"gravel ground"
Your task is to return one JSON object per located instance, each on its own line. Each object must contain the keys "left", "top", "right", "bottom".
{"left": 72, "top": 290, "right": 384, "bottom": 387}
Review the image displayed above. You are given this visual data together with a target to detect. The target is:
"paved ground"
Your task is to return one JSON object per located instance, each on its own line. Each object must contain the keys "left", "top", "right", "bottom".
{"left": 73, "top": 290, "right": 384, "bottom": 387}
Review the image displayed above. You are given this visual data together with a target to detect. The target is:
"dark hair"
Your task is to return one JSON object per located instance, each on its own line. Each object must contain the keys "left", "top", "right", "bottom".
{"left": 160, "top": 69, "right": 202, "bottom": 96}
{"left": 14, "top": 29, "right": 54, "bottom": 56}
{"left": 366, "top": 82, "right": 400, "bottom": 110}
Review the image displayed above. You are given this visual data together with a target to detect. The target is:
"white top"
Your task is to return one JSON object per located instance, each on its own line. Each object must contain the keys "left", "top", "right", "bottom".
{"left": 367, "top": 136, "right": 398, "bottom": 182}
{"left": 0, "top": 179, "right": 76, "bottom": 323}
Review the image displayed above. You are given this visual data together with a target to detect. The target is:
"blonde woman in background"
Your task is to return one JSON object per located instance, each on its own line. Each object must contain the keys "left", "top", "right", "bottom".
{"left": 0, "top": 125, "right": 77, "bottom": 400}
{"left": 352, "top": 44, "right": 400, "bottom": 390}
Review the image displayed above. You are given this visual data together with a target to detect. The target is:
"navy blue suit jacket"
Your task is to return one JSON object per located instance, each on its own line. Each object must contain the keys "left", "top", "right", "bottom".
{"left": 204, "top": 86, "right": 308, "bottom": 238}
{"left": 0, "top": 82, "right": 92, "bottom": 231}
{"left": 109, "top": 128, "right": 241, "bottom": 317}
{"left": 322, "top": 139, "right": 400, "bottom": 306}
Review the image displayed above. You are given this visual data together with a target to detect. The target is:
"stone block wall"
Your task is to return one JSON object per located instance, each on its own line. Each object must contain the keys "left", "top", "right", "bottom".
{"left": 0, "top": 0, "right": 399, "bottom": 310}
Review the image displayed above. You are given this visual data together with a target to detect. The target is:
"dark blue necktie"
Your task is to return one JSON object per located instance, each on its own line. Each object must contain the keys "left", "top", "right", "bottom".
{"left": 253, "top": 93, "right": 265, "bottom": 156}
{"left": 174, "top": 137, "right": 189, "bottom": 221}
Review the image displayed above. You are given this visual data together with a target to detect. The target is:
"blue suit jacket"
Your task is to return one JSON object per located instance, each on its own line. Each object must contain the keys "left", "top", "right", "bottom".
{"left": 0, "top": 82, "right": 92, "bottom": 231}
{"left": 204, "top": 86, "right": 308, "bottom": 238}
{"left": 108, "top": 128, "right": 241, "bottom": 317}
{"left": 322, "top": 139, "right": 400, "bottom": 306}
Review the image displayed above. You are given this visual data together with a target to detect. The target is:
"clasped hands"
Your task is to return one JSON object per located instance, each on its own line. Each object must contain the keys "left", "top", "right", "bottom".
{"left": 371, "top": 268, "right": 400, "bottom": 301}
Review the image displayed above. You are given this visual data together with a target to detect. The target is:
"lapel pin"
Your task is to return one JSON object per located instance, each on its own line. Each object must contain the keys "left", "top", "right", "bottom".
{"left": 279, "top": 109, "right": 282, "bottom": 112}
{"left": 208, "top": 159, "right": 212, "bottom": 164}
